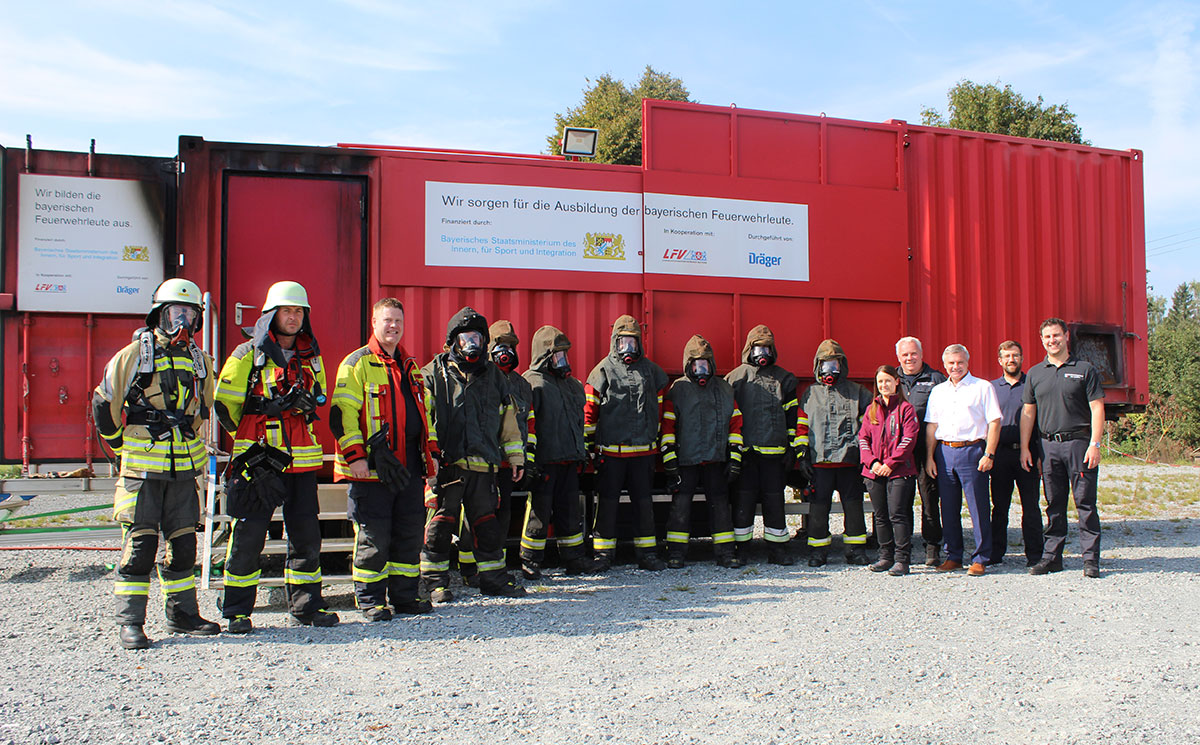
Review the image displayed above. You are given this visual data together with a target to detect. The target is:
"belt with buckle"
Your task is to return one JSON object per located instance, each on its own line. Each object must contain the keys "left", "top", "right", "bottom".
{"left": 939, "top": 438, "right": 983, "bottom": 448}
{"left": 1044, "top": 429, "right": 1088, "bottom": 443}
{"left": 1002, "top": 442, "right": 1022, "bottom": 450}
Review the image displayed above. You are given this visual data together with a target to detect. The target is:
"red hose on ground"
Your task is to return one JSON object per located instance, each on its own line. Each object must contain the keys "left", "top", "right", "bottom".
{"left": 0, "top": 545, "right": 119, "bottom": 551}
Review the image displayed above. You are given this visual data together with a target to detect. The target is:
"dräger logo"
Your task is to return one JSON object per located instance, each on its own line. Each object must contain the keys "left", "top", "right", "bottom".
{"left": 748, "top": 252, "right": 782, "bottom": 268}
{"left": 662, "top": 248, "right": 707, "bottom": 263}
{"left": 34, "top": 283, "right": 66, "bottom": 293}
{"left": 116, "top": 285, "right": 140, "bottom": 295}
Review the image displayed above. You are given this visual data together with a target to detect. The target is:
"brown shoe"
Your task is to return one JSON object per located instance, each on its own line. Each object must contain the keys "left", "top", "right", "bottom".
{"left": 935, "top": 559, "right": 963, "bottom": 572}
{"left": 967, "top": 562, "right": 986, "bottom": 576}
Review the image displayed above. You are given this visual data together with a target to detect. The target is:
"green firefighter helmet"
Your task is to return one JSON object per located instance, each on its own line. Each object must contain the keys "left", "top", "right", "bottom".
{"left": 262, "top": 281, "right": 310, "bottom": 312}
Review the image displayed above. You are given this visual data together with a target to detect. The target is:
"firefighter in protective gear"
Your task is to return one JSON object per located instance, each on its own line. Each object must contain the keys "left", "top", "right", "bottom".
{"left": 420, "top": 306, "right": 527, "bottom": 600}
{"left": 519, "top": 325, "right": 591, "bottom": 576}
{"left": 92, "top": 278, "right": 219, "bottom": 649}
{"left": 331, "top": 298, "right": 440, "bottom": 620}
{"left": 585, "top": 314, "right": 670, "bottom": 571}
{"left": 799, "top": 338, "right": 874, "bottom": 567}
{"left": 215, "top": 281, "right": 338, "bottom": 631}
{"left": 456, "top": 320, "right": 533, "bottom": 583}
{"left": 661, "top": 335, "right": 745, "bottom": 569}
{"left": 725, "top": 325, "right": 807, "bottom": 565}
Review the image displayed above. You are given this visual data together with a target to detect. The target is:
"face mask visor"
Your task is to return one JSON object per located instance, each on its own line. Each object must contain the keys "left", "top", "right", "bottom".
{"left": 818, "top": 359, "right": 842, "bottom": 386}
{"left": 491, "top": 344, "right": 518, "bottom": 371}
{"left": 550, "top": 350, "right": 571, "bottom": 377}
{"left": 160, "top": 304, "right": 200, "bottom": 336}
{"left": 455, "top": 330, "right": 484, "bottom": 363}
{"left": 616, "top": 335, "right": 641, "bottom": 364}
{"left": 749, "top": 345, "right": 774, "bottom": 367}
{"left": 688, "top": 358, "right": 713, "bottom": 386}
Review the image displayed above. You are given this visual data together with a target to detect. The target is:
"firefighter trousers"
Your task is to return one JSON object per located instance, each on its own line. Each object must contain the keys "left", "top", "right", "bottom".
{"left": 113, "top": 475, "right": 201, "bottom": 626}
{"left": 459, "top": 465, "right": 517, "bottom": 574}
{"left": 666, "top": 463, "right": 735, "bottom": 560}
{"left": 809, "top": 465, "right": 867, "bottom": 551}
{"left": 348, "top": 476, "right": 424, "bottom": 610}
{"left": 221, "top": 472, "right": 326, "bottom": 619}
{"left": 592, "top": 454, "right": 657, "bottom": 560}
{"left": 733, "top": 451, "right": 789, "bottom": 547}
{"left": 421, "top": 465, "right": 507, "bottom": 592}
{"left": 520, "top": 462, "right": 586, "bottom": 565}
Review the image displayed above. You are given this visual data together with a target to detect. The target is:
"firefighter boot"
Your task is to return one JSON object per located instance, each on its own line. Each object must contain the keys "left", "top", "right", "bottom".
{"left": 228, "top": 615, "right": 253, "bottom": 634}
{"left": 666, "top": 544, "right": 687, "bottom": 569}
{"left": 767, "top": 544, "right": 794, "bottom": 566}
{"left": 808, "top": 548, "right": 828, "bottom": 567}
{"left": 591, "top": 551, "right": 614, "bottom": 573}
{"left": 564, "top": 557, "right": 593, "bottom": 575}
{"left": 480, "top": 572, "right": 527, "bottom": 598}
{"left": 293, "top": 609, "right": 340, "bottom": 627}
{"left": 521, "top": 561, "right": 542, "bottom": 580}
{"left": 363, "top": 606, "right": 393, "bottom": 622}
{"left": 846, "top": 547, "right": 870, "bottom": 566}
{"left": 394, "top": 598, "right": 434, "bottom": 615}
{"left": 165, "top": 611, "right": 220, "bottom": 636}
{"left": 119, "top": 625, "right": 150, "bottom": 650}
{"left": 715, "top": 548, "right": 744, "bottom": 568}
{"left": 638, "top": 553, "right": 667, "bottom": 571}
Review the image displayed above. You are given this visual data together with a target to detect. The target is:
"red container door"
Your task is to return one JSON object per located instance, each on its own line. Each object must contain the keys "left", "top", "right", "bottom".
{"left": 221, "top": 174, "right": 366, "bottom": 461}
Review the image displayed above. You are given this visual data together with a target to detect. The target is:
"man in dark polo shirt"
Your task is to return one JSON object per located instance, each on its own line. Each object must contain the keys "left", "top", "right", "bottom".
{"left": 896, "top": 336, "right": 947, "bottom": 566}
{"left": 1020, "top": 318, "right": 1106, "bottom": 578}
{"left": 989, "top": 340, "right": 1043, "bottom": 567}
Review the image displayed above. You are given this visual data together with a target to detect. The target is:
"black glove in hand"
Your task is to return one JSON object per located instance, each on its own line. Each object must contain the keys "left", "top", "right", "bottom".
{"left": 797, "top": 458, "right": 816, "bottom": 486}
{"left": 664, "top": 463, "right": 681, "bottom": 495}
{"left": 724, "top": 457, "right": 742, "bottom": 484}
{"left": 522, "top": 462, "right": 541, "bottom": 490}
{"left": 373, "top": 446, "right": 411, "bottom": 495}
{"left": 782, "top": 446, "right": 797, "bottom": 473}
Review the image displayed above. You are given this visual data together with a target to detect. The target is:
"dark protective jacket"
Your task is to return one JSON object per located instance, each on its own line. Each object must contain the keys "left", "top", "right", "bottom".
{"left": 330, "top": 335, "right": 439, "bottom": 481}
{"left": 584, "top": 314, "right": 669, "bottom": 455}
{"left": 523, "top": 325, "right": 587, "bottom": 464}
{"left": 92, "top": 327, "right": 215, "bottom": 483}
{"left": 422, "top": 307, "right": 523, "bottom": 471}
{"left": 898, "top": 362, "right": 946, "bottom": 422}
{"left": 214, "top": 309, "right": 326, "bottom": 472}
{"left": 488, "top": 320, "right": 534, "bottom": 465}
{"left": 662, "top": 335, "right": 743, "bottom": 467}
{"left": 800, "top": 338, "right": 873, "bottom": 465}
{"left": 724, "top": 325, "right": 806, "bottom": 454}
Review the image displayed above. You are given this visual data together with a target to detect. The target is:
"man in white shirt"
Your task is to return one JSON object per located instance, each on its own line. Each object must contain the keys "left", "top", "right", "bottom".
{"left": 924, "top": 344, "right": 1002, "bottom": 576}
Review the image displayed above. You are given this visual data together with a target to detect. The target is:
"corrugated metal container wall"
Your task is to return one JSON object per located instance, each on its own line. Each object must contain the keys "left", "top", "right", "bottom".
{"left": 902, "top": 125, "right": 1147, "bottom": 410}
{"left": 1, "top": 148, "right": 176, "bottom": 463}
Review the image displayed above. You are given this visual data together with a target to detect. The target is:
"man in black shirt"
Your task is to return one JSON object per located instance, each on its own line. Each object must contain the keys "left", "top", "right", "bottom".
{"left": 989, "top": 341, "right": 1043, "bottom": 567}
{"left": 896, "top": 336, "right": 947, "bottom": 566}
{"left": 1020, "top": 318, "right": 1105, "bottom": 578}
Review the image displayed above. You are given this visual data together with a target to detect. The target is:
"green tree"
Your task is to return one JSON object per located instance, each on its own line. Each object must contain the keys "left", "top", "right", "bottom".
{"left": 547, "top": 66, "right": 692, "bottom": 165}
{"left": 921, "top": 80, "right": 1088, "bottom": 145}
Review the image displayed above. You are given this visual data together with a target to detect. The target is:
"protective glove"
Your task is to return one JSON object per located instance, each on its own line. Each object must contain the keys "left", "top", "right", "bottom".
{"left": 366, "top": 423, "right": 411, "bottom": 495}
{"left": 782, "top": 446, "right": 797, "bottom": 474}
{"left": 522, "top": 460, "right": 541, "bottom": 490}
{"left": 661, "top": 445, "right": 681, "bottom": 494}
{"left": 724, "top": 451, "right": 743, "bottom": 484}
{"left": 796, "top": 447, "right": 816, "bottom": 486}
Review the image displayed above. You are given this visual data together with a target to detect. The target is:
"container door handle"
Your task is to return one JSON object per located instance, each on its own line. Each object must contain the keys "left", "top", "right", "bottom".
{"left": 235, "top": 302, "right": 257, "bottom": 326}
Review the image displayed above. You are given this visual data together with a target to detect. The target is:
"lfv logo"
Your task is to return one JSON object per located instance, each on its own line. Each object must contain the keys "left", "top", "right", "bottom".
{"left": 748, "top": 252, "right": 782, "bottom": 268}
{"left": 662, "top": 248, "right": 707, "bottom": 263}
{"left": 34, "top": 283, "right": 66, "bottom": 293}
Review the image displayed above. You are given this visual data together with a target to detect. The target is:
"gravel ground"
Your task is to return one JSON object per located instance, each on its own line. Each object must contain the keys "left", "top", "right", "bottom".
{"left": 1, "top": 465, "right": 1198, "bottom": 745}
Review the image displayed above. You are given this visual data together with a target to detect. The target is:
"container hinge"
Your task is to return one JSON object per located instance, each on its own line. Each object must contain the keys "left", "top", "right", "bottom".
{"left": 360, "top": 197, "right": 366, "bottom": 219}
{"left": 161, "top": 158, "right": 182, "bottom": 174}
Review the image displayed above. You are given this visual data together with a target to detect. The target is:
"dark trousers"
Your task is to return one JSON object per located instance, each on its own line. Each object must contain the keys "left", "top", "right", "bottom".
{"left": 460, "top": 466, "right": 516, "bottom": 573}
{"left": 733, "top": 450, "right": 789, "bottom": 546}
{"left": 935, "top": 443, "right": 992, "bottom": 565}
{"left": 521, "top": 463, "right": 586, "bottom": 565}
{"left": 808, "top": 466, "right": 867, "bottom": 551}
{"left": 593, "top": 454, "right": 657, "bottom": 559}
{"left": 114, "top": 476, "right": 201, "bottom": 625}
{"left": 422, "top": 465, "right": 506, "bottom": 591}
{"left": 1041, "top": 438, "right": 1101, "bottom": 563}
{"left": 222, "top": 472, "right": 325, "bottom": 619}
{"left": 866, "top": 474, "right": 915, "bottom": 564}
{"left": 914, "top": 438, "right": 942, "bottom": 549}
{"left": 990, "top": 447, "right": 1044, "bottom": 564}
{"left": 348, "top": 477, "right": 425, "bottom": 610}
{"left": 666, "top": 463, "right": 735, "bottom": 559}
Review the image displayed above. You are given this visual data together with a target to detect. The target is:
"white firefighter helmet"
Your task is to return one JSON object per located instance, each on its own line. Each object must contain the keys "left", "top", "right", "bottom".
{"left": 262, "top": 281, "right": 310, "bottom": 312}
{"left": 146, "top": 278, "right": 203, "bottom": 330}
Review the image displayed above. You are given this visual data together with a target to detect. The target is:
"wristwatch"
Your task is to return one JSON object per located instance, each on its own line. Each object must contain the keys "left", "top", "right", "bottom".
{"left": 984, "top": 452, "right": 995, "bottom": 460}
{"left": 1090, "top": 441, "right": 1102, "bottom": 448}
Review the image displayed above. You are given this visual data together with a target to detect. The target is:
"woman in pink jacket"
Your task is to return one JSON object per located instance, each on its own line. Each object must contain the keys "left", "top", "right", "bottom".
{"left": 857, "top": 365, "right": 920, "bottom": 575}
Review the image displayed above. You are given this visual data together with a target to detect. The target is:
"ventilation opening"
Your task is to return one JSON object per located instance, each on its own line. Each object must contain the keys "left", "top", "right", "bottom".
{"left": 1070, "top": 324, "right": 1123, "bottom": 386}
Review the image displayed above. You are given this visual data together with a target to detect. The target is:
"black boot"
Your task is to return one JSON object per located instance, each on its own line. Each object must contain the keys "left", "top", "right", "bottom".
{"left": 638, "top": 554, "right": 667, "bottom": 571}
{"left": 563, "top": 557, "right": 592, "bottom": 575}
{"left": 118, "top": 625, "right": 150, "bottom": 650}
{"left": 666, "top": 548, "right": 686, "bottom": 569}
{"left": 845, "top": 547, "right": 869, "bottom": 566}
{"left": 767, "top": 545, "right": 794, "bottom": 566}
{"left": 715, "top": 550, "right": 744, "bottom": 568}
{"left": 166, "top": 611, "right": 220, "bottom": 636}
{"left": 808, "top": 548, "right": 827, "bottom": 567}
{"left": 521, "top": 561, "right": 542, "bottom": 580}
{"left": 480, "top": 573, "right": 527, "bottom": 597}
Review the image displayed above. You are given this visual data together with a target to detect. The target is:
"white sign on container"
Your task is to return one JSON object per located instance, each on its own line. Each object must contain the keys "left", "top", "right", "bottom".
{"left": 643, "top": 193, "right": 809, "bottom": 282}
{"left": 17, "top": 174, "right": 165, "bottom": 313}
{"left": 425, "top": 181, "right": 643, "bottom": 274}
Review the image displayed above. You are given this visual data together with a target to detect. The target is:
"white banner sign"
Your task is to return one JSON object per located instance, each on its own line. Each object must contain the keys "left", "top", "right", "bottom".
{"left": 643, "top": 193, "right": 809, "bottom": 281}
{"left": 17, "top": 174, "right": 165, "bottom": 313}
{"left": 425, "top": 181, "right": 643, "bottom": 274}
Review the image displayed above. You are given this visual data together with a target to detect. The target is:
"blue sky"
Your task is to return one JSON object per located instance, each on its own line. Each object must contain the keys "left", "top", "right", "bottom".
{"left": 2, "top": 0, "right": 1196, "bottom": 296}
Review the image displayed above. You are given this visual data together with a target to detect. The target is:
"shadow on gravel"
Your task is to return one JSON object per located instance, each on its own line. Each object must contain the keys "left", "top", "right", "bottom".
{"left": 5, "top": 566, "right": 58, "bottom": 583}
{"left": 66, "top": 564, "right": 113, "bottom": 582}
{"left": 1103, "top": 518, "right": 1200, "bottom": 549}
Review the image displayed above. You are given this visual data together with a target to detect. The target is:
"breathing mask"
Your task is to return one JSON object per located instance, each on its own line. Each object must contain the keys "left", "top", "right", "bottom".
{"left": 550, "top": 350, "right": 571, "bottom": 378}
{"left": 491, "top": 344, "right": 518, "bottom": 372}
{"left": 616, "top": 335, "right": 641, "bottom": 365}
{"left": 818, "top": 359, "right": 842, "bottom": 386}
{"left": 687, "top": 358, "right": 713, "bottom": 387}
{"left": 749, "top": 344, "right": 775, "bottom": 368}
{"left": 452, "top": 330, "right": 485, "bottom": 365}
{"left": 159, "top": 304, "right": 200, "bottom": 340}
